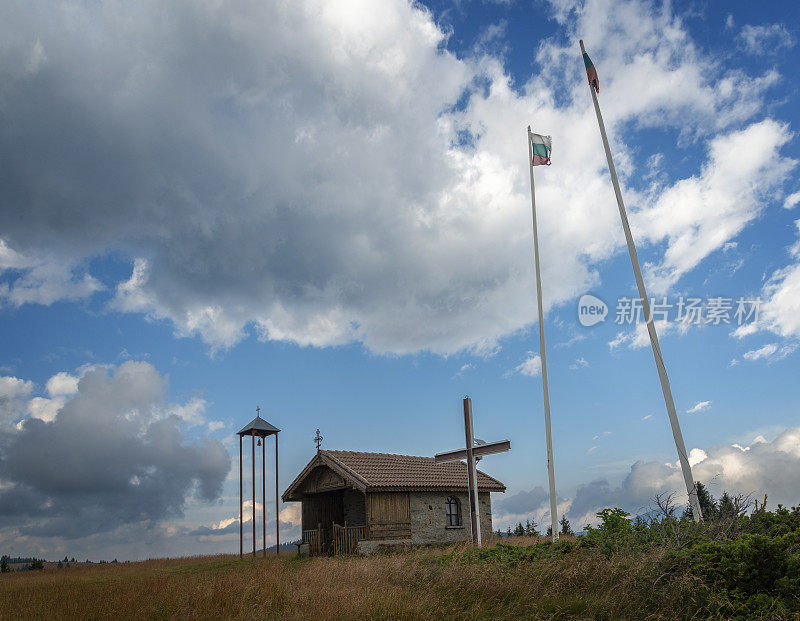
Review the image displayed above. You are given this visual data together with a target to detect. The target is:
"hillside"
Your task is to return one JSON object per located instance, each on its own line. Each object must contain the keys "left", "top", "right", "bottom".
{"left": 0, "top": 545, "right": 685, "bottom": 619}
{"left": 2, "top": 502, "right": 799, "bottom": 620}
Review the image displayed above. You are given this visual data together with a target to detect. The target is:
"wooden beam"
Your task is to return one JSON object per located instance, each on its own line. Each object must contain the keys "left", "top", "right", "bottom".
{"left": 275, "top": 432, "right": 279, "bottom": 556}
{"left": 262, "top": 431, "right": 266, "bottom": 557}
{"left": 434, "top": 439, "right": 511, "bottom": 463}
{"left": 463, "top": 398, "right": 480, "bottom": 546}
{"left": 239, "top": 434, "right": 243, "bottom": 559}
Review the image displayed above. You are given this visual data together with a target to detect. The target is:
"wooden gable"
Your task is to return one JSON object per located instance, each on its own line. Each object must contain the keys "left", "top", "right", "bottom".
{"left": 298, "top": 465, "right": 347, "bottom": 495}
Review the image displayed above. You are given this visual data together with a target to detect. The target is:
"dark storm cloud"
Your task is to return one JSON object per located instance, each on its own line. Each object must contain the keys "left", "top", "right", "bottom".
{"left": 497, "top": 485, "right": 549, "bottom": 515}
{"left": 0, "top": 362, "right": 230, "bottom": 539}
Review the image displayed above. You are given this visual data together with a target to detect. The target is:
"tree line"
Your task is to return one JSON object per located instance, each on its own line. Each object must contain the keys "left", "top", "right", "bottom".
{"left": 497, "top": 515, "right": 574, "bottom": 538}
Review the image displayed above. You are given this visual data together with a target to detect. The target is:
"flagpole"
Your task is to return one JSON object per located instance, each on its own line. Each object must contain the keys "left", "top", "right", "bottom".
{"left": 579, "top": 40, "right": 702, "bottom": 521}
{"left": 527, "top": 126, "right": 559, "bottom": 541}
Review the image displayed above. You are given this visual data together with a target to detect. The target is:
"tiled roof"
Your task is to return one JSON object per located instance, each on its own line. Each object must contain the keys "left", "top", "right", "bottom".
{"left": 323, "top": 450, "right": 505, "bottom": 492}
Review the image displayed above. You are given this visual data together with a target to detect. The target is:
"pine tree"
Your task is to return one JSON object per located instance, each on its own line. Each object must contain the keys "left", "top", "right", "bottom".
{"left": 718, "top": 491, "right": 735, "bottom": 519}
{"left": 546, "top": 525, "right": 552, "bottom": 537}
{"left": 0, "top": 557, "right": 9, "bottom": 573}
{"left": 695, "top": 481, "right": 717, "bottom": 520}
{"left": 559, "top": 515, "right": 574, "bottom": 536}
{"left": 683, "top": 482, "right": 715, "bottom": 521}
{"left": 526, "top": 518, "right": 540, "bottom": 537}
{"left": 513, "top": 522, "right": 525, "bottom": 537}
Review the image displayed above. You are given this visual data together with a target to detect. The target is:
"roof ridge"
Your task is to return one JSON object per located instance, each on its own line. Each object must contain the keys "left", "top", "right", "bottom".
{"left": 323, "top": 449, "right": 437, "bottom": 459}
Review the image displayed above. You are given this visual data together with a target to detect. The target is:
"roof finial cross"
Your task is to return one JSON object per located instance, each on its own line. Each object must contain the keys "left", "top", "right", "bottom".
{"left": 256, "top": 406, "right": 260, "bottom": 417}
{"left": 314, "top": 428, "right": 323, "bottom": 451}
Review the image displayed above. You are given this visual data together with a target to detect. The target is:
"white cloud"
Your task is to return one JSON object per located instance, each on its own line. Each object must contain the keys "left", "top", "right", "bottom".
{"left": 166, "top": 397, "right": 208, "bottom": 427}
{"left": 569, "top": 428, "right": 800, "bottom": 522}
{"left": 743, "top": 343, "right": 779, "bottom": 360}
{"left": 25, "top": 369, "right": 89, "bottom": 423}
{"left": 569, "top": 357, "right": 589, "bottom": 370}
{"left": 785, "top": 191, "right": 800, "bottom": 210}
{"left": 738, "top": 23, "right": 795, "bottom": 55}
{"left": 513, "top": 352, "right": 542, "bottom": 377}
{"left": 27, "top": 396, "right": 62, "bottom": 423}
{"left": 0, "top": 376, "right": 34, "bottom": 425}
{"left": 638, "top": 120, "right": 796, "bottom": 293}
{"left": 686, "top": 400, "right": 711, "bottom": 414}
{"left": 642, "top": 414, "right": 653, "bottom": 420}
{"left": 608, "top": 319, "right": 679, "bottom": 350}
{"left": 0, "top": 0, "right": 793, "bottom": 355}
{"left": 0, "top": 254, "right": 103, "bottom": 307}
{"left": 452, "top": 362, "right": 474, "bottom": 379}
{"left": 45, "top": 372, "right": 80, "bottom": 398}
{"left": 736, "top": 220, "right": 800, "bottom": 340}
{"left": 742, "top": 342, "right": 797, "bottom": 362}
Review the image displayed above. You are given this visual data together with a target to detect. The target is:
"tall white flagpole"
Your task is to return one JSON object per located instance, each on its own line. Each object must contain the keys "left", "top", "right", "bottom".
{"left": 527, "top": 126, "right": 559, "bottom": 541}
{"left": 579, "top": 40, "right": 702, "bottom": 521}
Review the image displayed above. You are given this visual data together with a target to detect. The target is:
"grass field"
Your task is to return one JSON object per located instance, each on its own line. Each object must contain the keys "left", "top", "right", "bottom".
{"left": 5, "top": 497, "right": 800, "bottom": 621}
{"left": 0, "top": 538, "right": 744, "bottom": 620}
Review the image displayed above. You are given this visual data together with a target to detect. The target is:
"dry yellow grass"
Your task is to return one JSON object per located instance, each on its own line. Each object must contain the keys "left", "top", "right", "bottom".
{"left": 0, "top": 544, "right": 704, "bottom": 620}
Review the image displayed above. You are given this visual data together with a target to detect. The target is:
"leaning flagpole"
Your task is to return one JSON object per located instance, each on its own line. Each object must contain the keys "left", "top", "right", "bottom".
{"left": 527, "top": 126, "right": 559, "bottom": 541}
{"left": 579, "top": 40, "right": 702, "bottom": 521}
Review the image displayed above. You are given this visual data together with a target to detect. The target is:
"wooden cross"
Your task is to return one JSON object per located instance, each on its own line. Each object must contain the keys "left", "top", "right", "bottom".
{"left": 314, "top": 428, "right": 323, "bottom": 451}
{"left": 435, "top": 397, "right": 510, "bottom": 546}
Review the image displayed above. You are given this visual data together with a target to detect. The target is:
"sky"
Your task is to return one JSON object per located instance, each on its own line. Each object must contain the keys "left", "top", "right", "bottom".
{"left": 0, "top": 0, "right": 799, "bottom": 561}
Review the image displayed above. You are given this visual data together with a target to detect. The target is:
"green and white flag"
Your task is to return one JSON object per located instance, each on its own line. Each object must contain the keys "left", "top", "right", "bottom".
{"left": 530, "top": 133, "right": 552, "bottom": 166}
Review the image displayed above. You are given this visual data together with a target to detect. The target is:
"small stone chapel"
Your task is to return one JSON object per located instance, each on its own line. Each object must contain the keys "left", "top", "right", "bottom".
{"left": 282, "top": 449, "right": 505, "bottom": 555}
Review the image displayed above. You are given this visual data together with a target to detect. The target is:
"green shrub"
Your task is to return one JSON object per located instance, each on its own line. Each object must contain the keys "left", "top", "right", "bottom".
{"left": 442, "top": 539, "right": 578, "bottom": 566}
{"left": 582, "top": 508, "right": 634, "bottom": 554}
{"left": 663, "top": 533, "right": 800, "bottom": 614}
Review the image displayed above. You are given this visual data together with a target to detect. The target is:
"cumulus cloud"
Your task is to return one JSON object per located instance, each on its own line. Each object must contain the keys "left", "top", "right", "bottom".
{"left": 567, "top": 428, "right": 800, "bottom": 526}
{"left": 0, "top": 361, "right": 230, "bottom": 539}
{"left": 0, "top": 0, "right": 794, "bottom": 355}
{"left": 0, "top": 376, "right": 34, "bottom": 425}
{"left": 23, "top": 370, "right": 83, "bottom": 423}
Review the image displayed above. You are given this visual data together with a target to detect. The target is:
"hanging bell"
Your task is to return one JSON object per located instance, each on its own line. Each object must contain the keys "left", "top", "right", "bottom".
{"left": 257, "top": 438, "right": 262, "bottom": 446}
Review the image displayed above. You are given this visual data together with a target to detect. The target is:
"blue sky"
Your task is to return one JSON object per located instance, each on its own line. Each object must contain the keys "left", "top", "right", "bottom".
{"left": 1, "top": 0, "right": 799, "bottom": 560}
